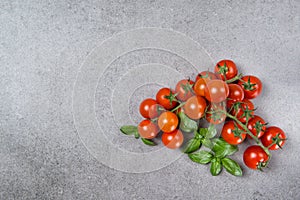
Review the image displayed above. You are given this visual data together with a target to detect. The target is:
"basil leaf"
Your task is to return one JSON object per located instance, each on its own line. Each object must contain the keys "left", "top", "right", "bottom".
{"left": 120, "top": 125, "right": 140, "bottom": 139}
{"left": 210, "top": 158, "right": 222, "bottom": 176}
{"left": 141, "top": 138, "right": 156, "bottom": 146}
{"left": 188, "top": 150, "right": 213, "bottom": 164}
{"left": 206, "top": 124, "right": 217, "bottom": 139}
{"left": 184, "top": 138, "right": 201, "bottom": 153}
{"left": 179, "top": 112, "right": 198, "bottom": 132}
{"left": 222, "top": 157, "right": 242, "bottom": 177}
{"left": 202, "top": 138, "right": 213, "bottom": 149}
{"left": 212, "top": 138, "right": 238, "bottom": 158}
{"left": 198, "top": 128, "right": 208, "bottom": 137}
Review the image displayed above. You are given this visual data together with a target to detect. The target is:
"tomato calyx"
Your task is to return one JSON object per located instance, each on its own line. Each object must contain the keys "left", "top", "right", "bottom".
{"left": 257, "top": 161, "right": 268, "bottom": 171}
{"left": 242, "top": 76, "right": 257, "bottom": 91}
{"left": 268, "top": 133, "right": 287, "bottom": 149}
{"left": 254, "top": 120, "right": 267, "bottom": 135}
{"left": 164, "top": 89, "right": 179, "bottom": 106}
{"left": 232, "top": 123, "right": 245, "bottom": 140}
{"left": 241, "top": 105, "right": 255, "bottom": 124}
{"left": 216, "top": 62, "right": 229, "bottom": 79}
{"left": 181, "top": 81, "right": 194, "bottom": 98}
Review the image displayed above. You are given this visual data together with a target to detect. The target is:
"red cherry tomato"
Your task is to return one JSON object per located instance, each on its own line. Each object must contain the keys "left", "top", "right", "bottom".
{"left": 247, "top": 115, "right": 266, "bottom": 139}
{"left": 261, "top": 126, "right": 286, "bottom": 150}
{"left": 204, "top": 80, "right": 229, "bottom": 103}
{"left": 139, "top": 98, "right": 157, "bottom": 119}
{"left": 238, "top": 75, "right": 262, "bottom": 99}
{"left": 205, "top": 103, "right": 226, "bottom": 125}
{"left": 214, "top": 60, "right": 238, "bottom": 81}
{"left": 156, "top": 88, "right": 178, "bottom": 110}
{"left": 183, "top": 96, "right": 207, "bottom": 120}
{"left": 221, "top": 121, "right": 246, "bottom": 145}
{"left": 195, "top": 71, "right": 218, "bottom": 82}
{"left": 162, "top": 129, "right": 184, "bottom": 149}
{"left": 229, "top": 99, "right": 254, "bottom": 123}
{"left": 228, "top": 84, "right": 244, "bottom": 102}
{"left": 138, "top": 120, "right": 159, "bottom": 139}
{"left": 243, "top": 145, "right": 269, "bottom": 170}
{"left": 193, "top": 78, "right": 206, "bottom": 97}
{"left": 175, "top": 79, "right": 195, "bottom": 101}
{"left": 158, "top": 111, "right": 178, "bottom": 133}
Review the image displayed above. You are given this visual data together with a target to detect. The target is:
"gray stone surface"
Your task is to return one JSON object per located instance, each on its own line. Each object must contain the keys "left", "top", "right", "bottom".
{"left": 1, "top": 0, "right": 300, "bottom": 199}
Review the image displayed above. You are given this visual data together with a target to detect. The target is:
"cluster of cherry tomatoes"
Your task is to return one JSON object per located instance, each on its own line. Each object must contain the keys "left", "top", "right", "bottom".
{"left": 133, "top": 59, "right": 286, "bottom": 171}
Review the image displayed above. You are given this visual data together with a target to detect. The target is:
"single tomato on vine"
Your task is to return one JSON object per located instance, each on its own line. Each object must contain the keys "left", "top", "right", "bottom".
{"left": 214, "top": 60, "right": 238, "bottom": 81}
{"left": 247, "top": 115, "right": 267, "bottom": 139}
{"left": 175, "top": 79, "right": 195, "bottom": 101}
{"left": 193, "top": 78, "right": 206, "bottom": 96}
{"left": 158, "top": 111, "right": 178, "bottom": 133}
{"left": 162, "top": 129, "right": 184, "bottom": 149}
{"left": 228, "top": 99, "right": 255, "bottom": 123}
{"left": 261, "top": 126, "right": 286, "bottom": 150}
{"left": 221, "top": 121, "right": 246, "bottom": 145}
{"left": 138, "top": 119, "right": 159, "bottom": 139}
{"left": 228, "top": 84, "right": 244, "bottom": 102}
{"left": 238, "top": 75, "right": 262, "bottom": 99}
{"left": 243, "top": 145, "right": 269, "bottom": 170}
{"left": 156, "top": 88, "right": 178, "bottom": 110}
{"left": 204, "top": 79, "right": 229, "bottom": 103}
{"left": 139, "top": 98, "right": 158, "bottom": 119}
{"left": 205, "top": 103, "right": 226, "bottom": 124}
{"left": 183, "top": 96, "right": 207, "bottom": 120}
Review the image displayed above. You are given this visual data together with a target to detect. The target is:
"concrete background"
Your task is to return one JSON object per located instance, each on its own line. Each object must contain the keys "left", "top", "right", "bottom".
{"left": 1, "top": 0, "right": 300, "bottom": 199}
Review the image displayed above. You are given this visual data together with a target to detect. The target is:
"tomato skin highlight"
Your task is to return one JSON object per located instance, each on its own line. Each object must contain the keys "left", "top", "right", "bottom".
{"left": 158, "top": 111, "right": 179, "bottom": 133}
{"left": 261, "top": 126, "right": 286, "bottom": 150}
{"left": 247, "top": 115, "right": 266, "bottom": 139}
{"left": 221, "top": 121, "right": 246, "bottom": 145}
{"left": 162, "top": 129, "right": 184, "bottom": 149}
{"left": 139, "top": 98, "right": 157, "bottom": 119}
{"left": 204, "top": 80, "right": 229, "bottom": 103}
{"left": 228, "top": 84, "right": 244, "bottom": 102}
{"left": 238, "top": 75, "right": 263, "bottom": 99}
{"left": 243, "top": 145, "right": 269, "bottom": 170}
{"left": 175, "top": 79, "right": 195, "bottom": 101}
{"left": 156, "top": 88, "right": 178, "bottom": 110}
{"left": 214, "top": 60, "right": 238, "bottom": 81}
{"left": 193, "top": 78, "right": 207, "bottom": 97}
{"left": 138, "top": 120, "right": 159, "bottom": 139}
{"left": 183, "top": 96, "right": 207, "bottom": 120}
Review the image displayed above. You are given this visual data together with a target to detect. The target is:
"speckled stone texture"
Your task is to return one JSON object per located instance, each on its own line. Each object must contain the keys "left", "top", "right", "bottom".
{"left": 1, "top": 0, "right": 300, "bottom": 199}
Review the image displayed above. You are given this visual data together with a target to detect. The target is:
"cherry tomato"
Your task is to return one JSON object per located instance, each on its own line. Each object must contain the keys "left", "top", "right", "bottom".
{"left": 138, "top": 120, "right": 159, "bottom": 139}
{"left": 221, "top": 121, "right": 246, "bottom": 145}
{"left": 228, "top": 84, "right": 244, "bottom": 102}
{"left": 139, "top": 98, "right": 157, "bottom": 119}
{"left": 261, "top": 126, "right": 286, "bottom": 150}
{"left": 156, "top": 88, "right": 178, "bottom": 110}
{"left": 243, "top": 145, "right": 269, "bottom": 170}
{"left": 204, "top": 79, "right": 229, "bottom": 103}
{"left": 158, "top": 111, "right": 178, "bottom": 133}
{"left": 205, "top": 103, "right": 226, "bottom": 125}
{"left": 162, "top": 129, "right": 184, "bottom": 149}
{"left": 175, "top": 79, "right": 195, "bottom": 101}
{"left": 193, "top": 78, "right": 206, "bottom": 96}
{"left": 195, "top": 71, "right": 218, "bottom": 82}
{"left": 247, "top": 115, "right": 266, "bottom": 139}
{"left": 214, "top": 60, "right": 238, "bottom": 81}
{"left": 183, "top": 96, "right": 207, "bottom": 120}
{"left": 229, "top": 99, "right": 254, "bottom": 123}
{"left": 238, "top": 75, "right": 262, "bottom": 99}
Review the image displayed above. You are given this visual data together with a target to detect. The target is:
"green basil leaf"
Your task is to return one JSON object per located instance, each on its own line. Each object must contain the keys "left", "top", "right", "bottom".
{"left": 212, "top": 138, "right": 238, "bottom": 158}
{"left": 210, "top": 158, "right": 222, "bottom": 176}
{"left": 202, "top": 138, "right": 213, "bottom": 149}
{"left": 120, "top": 125, "right": 140, "bottom": 139}
{"left": 206, "top": 124, "right": 217, "bottom": 139}
{"left": 141, "top": 138, "right": 156, "bottom": 146}
{"left": 198, "top": 128, "right": 208, "bottom": 137}
{"left": 188, "top": 150, "right": 213, "bottom": 164}
{"left": 184, "top": 138, "right": 201, "bottom": 153}
{"left": 222, "top": 157, "right": 242, "bottom": 177}
{"left": 179, "top": 112, "right": 198, "bottom": 132}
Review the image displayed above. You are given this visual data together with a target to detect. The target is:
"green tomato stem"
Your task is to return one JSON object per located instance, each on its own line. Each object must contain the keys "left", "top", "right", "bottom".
{"left": 225, "top": 73, "right": 243, "bottom": 83}
{"left": 171, "top": 102, "right": 186, "bottom": 113}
